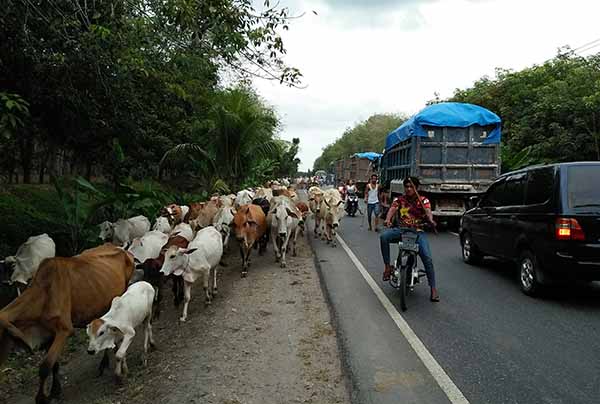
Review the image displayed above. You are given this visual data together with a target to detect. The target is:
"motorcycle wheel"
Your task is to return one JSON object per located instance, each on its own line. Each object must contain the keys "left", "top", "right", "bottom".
{"left": 399, "top": 264, "right": 408, "bottom": 312}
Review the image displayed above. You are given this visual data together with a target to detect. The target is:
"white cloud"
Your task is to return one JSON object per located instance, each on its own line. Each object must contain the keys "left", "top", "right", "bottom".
{"left": 254, "top": 0, "right": 600, "bottom": 170}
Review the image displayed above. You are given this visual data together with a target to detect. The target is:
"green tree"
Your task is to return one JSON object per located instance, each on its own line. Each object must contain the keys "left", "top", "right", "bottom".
{"left": 160, "top": 87, "right": 283, "bottom": 190}
{"left": 450, "top": 52, "right": 600, "bottom": 165}
{"left": 313, "top": 113, "right": 406, "bottom": 170}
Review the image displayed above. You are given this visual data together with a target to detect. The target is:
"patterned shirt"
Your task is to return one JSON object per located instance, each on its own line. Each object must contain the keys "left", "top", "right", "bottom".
{"left": 391, "top": 195, "right": 431, "bottom": 230}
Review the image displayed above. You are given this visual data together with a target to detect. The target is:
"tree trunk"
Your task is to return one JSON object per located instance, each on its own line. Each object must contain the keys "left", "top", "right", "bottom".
{"left": 39, "top": 153, "right": 47, "bottom": 184}
{"left": 85, "top": 160, "right": 93, "bottom": 181}
{"left": 20, "top": 137, "right": 34, "bottom": 184}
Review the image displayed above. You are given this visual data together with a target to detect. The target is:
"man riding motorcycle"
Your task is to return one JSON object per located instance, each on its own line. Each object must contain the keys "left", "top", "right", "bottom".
{"left": 379, "top": 176, "right": 440, "bottom": 302}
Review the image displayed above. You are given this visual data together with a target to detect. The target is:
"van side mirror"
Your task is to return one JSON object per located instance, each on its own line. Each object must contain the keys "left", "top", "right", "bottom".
{"left": 468, "top": 195, "right": 481, "bottom": 209}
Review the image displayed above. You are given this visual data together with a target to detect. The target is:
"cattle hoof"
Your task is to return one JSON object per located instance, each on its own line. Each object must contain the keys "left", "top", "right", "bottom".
{"left": 205, "top": 299, "right": 212, "bottom": 306}
{"left": 213, "top": 289, "right": 218, "bottom": 296}
{"left": 280, "top": 262, "right": 286, "bottom": 268}
{"left": 241, "top": 271, "right": 248, "bottom": 278}
{"left": 179, "top": 317, "right": 187, "bottom": 322}
{"left": 292, "top": 252, "right": 297, "bottom": 257}
{"left": 114, "top": 374, "right": 125, "bottom": 386}
{"left": 50, "top": 381, "right": 62, "bottom": 398}
{"left": 35, "top": 393, "right": 51, "bottom": 404}
{"left": 149, "top": 342, "right": 158, "bottom": 351}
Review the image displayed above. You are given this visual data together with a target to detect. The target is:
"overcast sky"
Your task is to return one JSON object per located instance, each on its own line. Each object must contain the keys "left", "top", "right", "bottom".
{"left": 252, "top": 0, "right": 600, "bottom": 171}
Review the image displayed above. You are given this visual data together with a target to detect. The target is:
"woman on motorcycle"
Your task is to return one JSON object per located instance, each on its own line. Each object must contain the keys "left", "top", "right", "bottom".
{"left": 345, "top": 180, "right": 359, "bottom": 216}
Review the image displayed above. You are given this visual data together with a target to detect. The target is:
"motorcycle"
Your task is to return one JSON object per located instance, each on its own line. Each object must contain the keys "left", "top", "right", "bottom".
{"left": 345, "top": 194, "right": 359, "bottom": 217}
{"left": 389, "top": 228, "right": 427, "bottom": 311}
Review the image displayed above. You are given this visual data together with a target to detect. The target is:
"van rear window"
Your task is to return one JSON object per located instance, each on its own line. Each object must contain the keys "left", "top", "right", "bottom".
{"left": 567, "top": 165, "right": 600, "bottom": 209}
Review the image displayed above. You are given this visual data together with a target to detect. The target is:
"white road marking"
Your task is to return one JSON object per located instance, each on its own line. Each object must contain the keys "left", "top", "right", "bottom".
{"left": 336, "top": 234, "right": 470, "bottom": 404}
{"left": 449, "top": 232, "right": 459, "bottom": 237}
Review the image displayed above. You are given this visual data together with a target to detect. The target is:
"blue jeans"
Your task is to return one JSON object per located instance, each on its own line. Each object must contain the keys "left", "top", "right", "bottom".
{"left": 379, "top": 228, "right": 436, "bottom": 288}
{"left": 367, "top": 203, "right": 379, "bottom": 226}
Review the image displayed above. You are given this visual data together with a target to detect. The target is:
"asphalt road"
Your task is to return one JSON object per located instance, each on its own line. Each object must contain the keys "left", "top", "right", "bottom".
{"left": 309, "top": 199, "right": 600, "bottom": 404}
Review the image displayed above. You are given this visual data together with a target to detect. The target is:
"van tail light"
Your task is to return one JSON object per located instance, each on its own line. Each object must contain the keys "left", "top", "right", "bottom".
{"left": 555, "top": 218, "right": 585, "bottom": 241}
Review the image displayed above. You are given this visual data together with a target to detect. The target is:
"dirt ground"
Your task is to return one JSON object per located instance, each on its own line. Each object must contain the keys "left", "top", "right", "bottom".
{"left": 0, "top": 234, "right": 350, "bottom": 404}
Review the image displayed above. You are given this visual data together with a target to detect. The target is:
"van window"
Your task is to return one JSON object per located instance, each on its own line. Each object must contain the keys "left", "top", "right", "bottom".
{"left": 503, "top": 174, "right": 526, "bottom": 206}
{"left": 526, "top": 167, "right": 554, "bottom": 205}
{"left": 481, "top": 174, "right": 526, "bottom": 207}
{"left": 567, "top": 165, "right": 600, "bottom": 209}
{"left": 481, "top": 181, "right": 507, "bottom": 207}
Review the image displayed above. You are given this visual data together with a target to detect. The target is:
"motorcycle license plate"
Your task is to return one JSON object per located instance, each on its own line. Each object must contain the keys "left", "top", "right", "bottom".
{"left": 399, "top": 235, "right": 419, "bottom": 252}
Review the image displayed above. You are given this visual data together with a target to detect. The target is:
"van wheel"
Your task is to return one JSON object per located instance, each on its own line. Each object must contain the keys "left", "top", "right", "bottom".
{"left": 461, "top": 233, "right": 482, "bottom": 265}
{"left": 519, "top": 251, "right": 541, "bottom": 296}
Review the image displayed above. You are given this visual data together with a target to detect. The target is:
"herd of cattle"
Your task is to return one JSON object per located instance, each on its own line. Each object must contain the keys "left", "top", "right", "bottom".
{"left": 0, "top": 183, "right": 345, "bottom": 404}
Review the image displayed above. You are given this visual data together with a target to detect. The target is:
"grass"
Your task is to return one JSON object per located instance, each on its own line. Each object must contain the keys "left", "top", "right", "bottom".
{"left": 0, "top": 184, "right": 65, "bottom": 256}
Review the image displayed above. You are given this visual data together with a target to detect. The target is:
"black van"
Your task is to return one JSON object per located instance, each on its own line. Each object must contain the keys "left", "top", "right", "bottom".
{"left": 460, "top": 162, "right": 600, "bottom": 296}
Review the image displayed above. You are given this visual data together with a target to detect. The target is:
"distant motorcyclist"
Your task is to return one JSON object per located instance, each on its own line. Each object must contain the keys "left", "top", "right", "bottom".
{"left": 379, "top": 176, "right": 439, "bottom": 302}
{"left": 345, "top": 180, "right": 359, "bottom": 216}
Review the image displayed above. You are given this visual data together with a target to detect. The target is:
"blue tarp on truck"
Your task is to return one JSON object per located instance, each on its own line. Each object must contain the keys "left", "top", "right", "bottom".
{"left": 385, "top": 102, "right": 501, "bottom": 151}
{"left": 352, "top": 152, "right": 382, "bottom": 161}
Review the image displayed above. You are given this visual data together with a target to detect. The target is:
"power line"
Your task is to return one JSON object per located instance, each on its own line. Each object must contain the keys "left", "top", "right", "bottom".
{"left": 571, "top": 38, "right": 600, "bottom": 53}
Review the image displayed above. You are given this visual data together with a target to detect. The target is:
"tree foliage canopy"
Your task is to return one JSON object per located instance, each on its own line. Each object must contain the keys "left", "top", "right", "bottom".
{"left": 313, "top": 113, "right": 406, "bottom": 171}
{"left": 449, "top": 52, "right": 600, "bottom": 168}
{"left": 0, "top": 0, "right": 301, "bottom": 187}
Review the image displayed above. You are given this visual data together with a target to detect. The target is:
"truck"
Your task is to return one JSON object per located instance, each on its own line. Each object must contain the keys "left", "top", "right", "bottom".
{"left": 379, "top": 102, "right": 501, "bottom": 224}
{"left": 334, "top": 152, "right": 382, "bottom": 196}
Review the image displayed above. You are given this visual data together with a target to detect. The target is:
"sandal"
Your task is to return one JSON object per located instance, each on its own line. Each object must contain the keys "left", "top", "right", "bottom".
{"left": 382, "top": 267, "right": 392, "bottom": 282}
{"left": 430, "top": 295, "right": 440, "bottom": 302}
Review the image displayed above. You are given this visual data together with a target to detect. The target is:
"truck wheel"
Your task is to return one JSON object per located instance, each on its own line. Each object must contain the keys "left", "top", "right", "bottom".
{"left": 461, "top": 233, "right": 482, "bottom": 265}
{"left": 518, "top": 251, "right": 541, "bottom": 297}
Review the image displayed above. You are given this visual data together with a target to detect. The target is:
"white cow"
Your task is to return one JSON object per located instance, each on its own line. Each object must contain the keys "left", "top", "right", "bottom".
{"left": 234, "top": 189, "right": 255, "bottom": 209}
{"left": 99, "top": 215, "right": 151, "bottom": 246}
{"left": 127, "top": 231, "right": 169, "bottom": 264}
{"left": 4, "top": 233, "right": 55, "bottom": 286}
{"left": 254, "top": 187, "right": 274, "bottom": 203}
{"left": 86, "top": 281, "right": 155, "bottom": 380}
{"left": 212, "top": 207, "right": 235, "bottom": 249}
{"left": 169, "top": 222, "right": 194, "bottom": 242}
{"left": 319, "top": 189, "right": 345, "bottom": 247}
{"left": 152, "top": 217, "right": 171, "bottom": 234}
{"left": 268, "top": 198, "right": 301, "bottom": 268}
{"left": 219, "top": 194, "right": 236, "bottom": 209}
{"left": 160, "top": 227, "right": 223, "bottom": 322}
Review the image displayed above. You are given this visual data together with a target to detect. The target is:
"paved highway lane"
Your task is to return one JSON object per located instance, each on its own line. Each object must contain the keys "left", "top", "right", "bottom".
{"left": 311, "top": 203, "right": 600, "bottom": 404}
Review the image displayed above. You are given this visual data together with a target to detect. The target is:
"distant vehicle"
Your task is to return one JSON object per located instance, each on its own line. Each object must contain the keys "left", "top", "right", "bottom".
{"left": 460, "top": 162, "right": 600, "bottom": 296}
{"left": 380, "top": 102, "right": 501, "bottom": 225}
{"left": 334, "top": 152, "right": 381, "bottom": 197}
{"left": 314, "top": 170, "right": 328, "bottom": 184}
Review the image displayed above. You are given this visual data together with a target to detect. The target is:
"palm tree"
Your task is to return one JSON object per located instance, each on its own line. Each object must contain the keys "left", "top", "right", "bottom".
{"left": 160, "top": 87, "right": 283, "bottom": 190}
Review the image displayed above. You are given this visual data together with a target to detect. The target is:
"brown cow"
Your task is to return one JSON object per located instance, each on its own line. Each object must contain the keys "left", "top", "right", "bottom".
{"left": 295, "top": 201, "right": 310, "bottom": 237}
{"left": 186, "top": 200, "right": 220, "bottom": 230}
{"left": 232, "top": 204, "right": 267, "bottom": 277}
{"left": 0, "top": 244, "right": 134, "bottom": 404}
{"left": 308, "top": 187, "right": 324, "bottom": 239}
{"left": 160, "top": 204, "right": 188, "bottom": 226}
{"left": 139, "top": 235, "right": 188, "bottom": 319}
